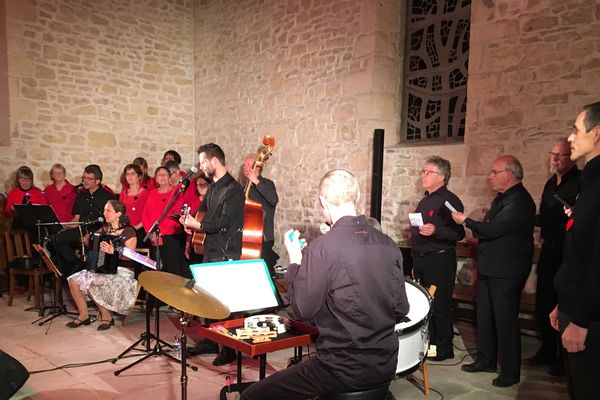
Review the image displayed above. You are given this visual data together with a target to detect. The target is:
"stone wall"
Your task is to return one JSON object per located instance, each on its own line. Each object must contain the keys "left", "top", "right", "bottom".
{"left": 193, "top": 0, "right": 403, "bottom": 247}
{"left": 381, "top": 0, "right": 600, "bottom": 242}
{"left": 0, "top": 0, "right": 195, "bottom": 192}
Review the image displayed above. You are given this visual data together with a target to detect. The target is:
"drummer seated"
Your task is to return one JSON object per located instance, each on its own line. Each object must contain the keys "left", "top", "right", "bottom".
{"left": 66, "top": 200, "right": 138, "bottom": 330}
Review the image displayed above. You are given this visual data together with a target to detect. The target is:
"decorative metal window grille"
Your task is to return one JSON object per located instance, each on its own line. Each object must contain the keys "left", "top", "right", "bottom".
{"left": 401, "top": 0, "right": 470, "bottom": 143}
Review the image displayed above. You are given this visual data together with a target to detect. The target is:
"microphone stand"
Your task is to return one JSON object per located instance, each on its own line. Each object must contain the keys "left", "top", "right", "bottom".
{"left": 113, "top": 185, "right": 197, "bottom": 376}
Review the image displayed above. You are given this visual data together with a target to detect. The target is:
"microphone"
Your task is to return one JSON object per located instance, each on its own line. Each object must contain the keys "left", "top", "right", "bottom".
{"left": 179, "top": 167, "right": 198, "bottom": 183}
{"left": 82, "top": 217, "right": 104, "bottom": 227}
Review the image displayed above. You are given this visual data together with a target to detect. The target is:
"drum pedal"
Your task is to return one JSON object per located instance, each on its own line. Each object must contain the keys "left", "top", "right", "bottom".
{"left": 427, "top": 345, "right": 437, "bottom": 358}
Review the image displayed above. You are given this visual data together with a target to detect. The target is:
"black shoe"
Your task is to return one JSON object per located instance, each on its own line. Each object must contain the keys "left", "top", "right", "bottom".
{"left": 212, "top": 347, "right": 237, "bottom": 366}
{"left": 66, "top": 317, "right": 91, "bottom": 328}
{"left": 492, "top": 375, "right": 520, "bottom": 387}
{"left": 428, "top": 351, "right": 455, "bottom": 362}
{"left": 461, "top": 362, "right": 496, "bottom": 373}
{"left": 548, "top": 363, "right": 565, "bottom": 376}
{"left": 97, "top": 319, "right": 114, "bottom": 331}
{"left": 187, "top": 339, "right": 219, "bottom": 357}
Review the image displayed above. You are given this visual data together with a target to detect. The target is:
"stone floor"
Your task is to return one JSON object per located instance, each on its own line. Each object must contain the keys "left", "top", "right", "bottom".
{"left": 1, "top": 292, "right": 569, "bottom": 400}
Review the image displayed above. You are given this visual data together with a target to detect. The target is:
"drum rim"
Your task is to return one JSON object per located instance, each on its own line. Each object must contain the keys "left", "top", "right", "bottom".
{"left": 395, "top": 278, "right": 433, "bottom": 335}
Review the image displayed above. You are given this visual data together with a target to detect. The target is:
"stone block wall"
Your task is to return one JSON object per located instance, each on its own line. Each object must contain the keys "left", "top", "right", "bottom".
{"left": 382, "top": 0, "right": 600, "bottom": 242}
{"left": 0, "top": 0, "right": 194, "bottom": 192}
{"left": 193, "top": 0, "right": 403, "bottom": 245}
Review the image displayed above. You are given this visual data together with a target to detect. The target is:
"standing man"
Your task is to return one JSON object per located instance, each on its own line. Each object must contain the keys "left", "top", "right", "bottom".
{"left": 54, "top": 164, "right": 114, "bottom": 277}
{"left": 241, "top": 169, "right": 409, "bottom": 400}
{"left": 411, "top": 156, "right": 465, "bottom": 362}
{"left": 529, "top": 139, "right": 580, "bottom": 375}
{"left": 452, "top": 155, "right": 536, "bottom": 387}
{"left": 180, "top": 143, "right": 245, "bottom": 365}
{"left": 242, "top": 154, "right": 279, "bottom": 272}
{"left": 550, "top": 101, "right": 600, "bottom": 399}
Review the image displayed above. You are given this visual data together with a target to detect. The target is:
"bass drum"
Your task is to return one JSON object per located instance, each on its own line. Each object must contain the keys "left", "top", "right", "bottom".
{"left": 395, "top": 278, "right": 432, "bottom": 376}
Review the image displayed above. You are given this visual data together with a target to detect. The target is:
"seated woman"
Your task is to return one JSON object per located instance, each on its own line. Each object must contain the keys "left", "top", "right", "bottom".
{"left": 66, "top": 200, "right": 138, "bottom": 330}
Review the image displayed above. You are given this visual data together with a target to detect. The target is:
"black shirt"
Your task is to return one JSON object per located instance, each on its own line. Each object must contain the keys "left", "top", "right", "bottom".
{"left": 411, "top": 185, "right": 465, "bottom": 253}
{"left": 72, "top": 186, "right": 114, "bottom": 223}
{"left": 539, "top": 166, "right": 581, "bottom": 243}
{"left": 286, "top": 215, "right": 409, "bottom": 387}
{"left": 247, "top": 176, "right": 278, "bottom": 242}
{"left": 465, "top": 182, "right": 536, "bottom": 280}
{"left": 199, "top": 172, "right": 245, "bottom": 261}
{"left": 555, "top": 155, "right": 600, "bottom": 328}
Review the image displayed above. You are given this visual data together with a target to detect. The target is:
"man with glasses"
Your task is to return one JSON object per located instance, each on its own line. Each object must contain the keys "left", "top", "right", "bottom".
{"left": 54, "top": 164, "right": 114, "bottom": 277}
{"left": 551, "top": 101, "right": 600, "bottom": 399}
{"left": 527, "top": 140, "right": 580, "bottom": 376}
{"left": 411, "top": 156, "right": 464, "bottom": 362}
{"left": 452, "top": 155, "right": 536, "bottom": 387}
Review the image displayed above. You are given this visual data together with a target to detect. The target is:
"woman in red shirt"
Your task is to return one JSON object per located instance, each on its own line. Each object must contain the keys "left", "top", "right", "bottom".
{"left": 141, "top": 166, "right": 188, "bottom": 278}
{"left": 43, "top": 163, "right": 76, "bottom": 223}
{"left": 4, "top": 166, "right": 48, "bottom": 229}
{"left": 119, "top": 164, "right": 149, "bottom": 247}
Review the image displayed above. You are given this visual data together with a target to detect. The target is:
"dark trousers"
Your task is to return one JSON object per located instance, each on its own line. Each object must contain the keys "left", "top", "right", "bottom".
{"left": 558, "top": 313, "right": 600, "bottom": 400}
{"left": 413, "top": 249, "right": 456, "bottom": 355}
{"left": 534, "top": 241, "right": 562, "bottom": 360}
{"left": 475, "top": 275, "right": 526, "bottom": 380}
{"left": 151, "top": 234, "right": 190, "bottom": 279}
{"left": 241, "top": 356, "right": 368, "bottom": 400}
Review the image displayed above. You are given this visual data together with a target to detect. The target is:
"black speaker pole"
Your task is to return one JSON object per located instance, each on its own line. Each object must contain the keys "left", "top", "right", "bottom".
{"left": 370, "top": 129, "right": 384, "bottom": 222}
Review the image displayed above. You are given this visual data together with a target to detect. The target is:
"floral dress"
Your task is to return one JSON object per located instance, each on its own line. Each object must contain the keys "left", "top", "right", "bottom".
{"left": 68, "top": 225, "right": 138, "bottom": 315}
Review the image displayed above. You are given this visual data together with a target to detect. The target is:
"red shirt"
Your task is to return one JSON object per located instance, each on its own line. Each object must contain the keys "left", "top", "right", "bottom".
{"left": 141, "top": 187, "right": 184, "bottom": 239}
{"left": 4, "top": 186, "right": 48, "bottom": 217}
{"left": 119, "top": 187, "right": 149, "bottom": 228}
{"left": 181, "top": 178, "right": 202, "bottom": 214}
{"left": 43, "top": 182, "right": 76, "bottom": 223}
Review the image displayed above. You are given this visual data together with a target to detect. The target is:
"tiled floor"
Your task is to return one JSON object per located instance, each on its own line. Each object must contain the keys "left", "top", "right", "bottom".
{"left": 1, "top": 292, "right": 569, "bottom": 400}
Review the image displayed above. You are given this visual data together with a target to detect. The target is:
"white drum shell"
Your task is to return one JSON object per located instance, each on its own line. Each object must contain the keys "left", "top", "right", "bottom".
{"left": 394, "top": 279, "right": 432, "bottom": 375}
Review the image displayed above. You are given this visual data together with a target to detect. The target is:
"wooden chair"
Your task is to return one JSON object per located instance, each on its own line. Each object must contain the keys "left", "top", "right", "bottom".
{"left": 5, "top": 230, "right": 49, "bottom": 308}
{"left": 122, "top": 248, "right": 150, "bottom": 325}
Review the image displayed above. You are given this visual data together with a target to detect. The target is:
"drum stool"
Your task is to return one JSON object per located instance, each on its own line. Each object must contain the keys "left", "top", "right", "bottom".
{"left": 321, "top": 382, "right": 390, "bottom": 400}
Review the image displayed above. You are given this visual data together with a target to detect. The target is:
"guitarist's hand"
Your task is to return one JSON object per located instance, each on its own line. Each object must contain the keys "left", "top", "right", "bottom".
{"left": 179, "top": 214, "right": 201, "bottom": 231}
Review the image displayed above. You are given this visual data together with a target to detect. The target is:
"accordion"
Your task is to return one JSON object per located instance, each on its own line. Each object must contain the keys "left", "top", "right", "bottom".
{"left": 85, "top": 233, "right": 120, "bottom": 274}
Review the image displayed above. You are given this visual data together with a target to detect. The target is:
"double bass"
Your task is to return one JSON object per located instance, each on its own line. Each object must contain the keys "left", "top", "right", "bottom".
{"left": 240, "top": 135, "right": 276, "bottom": 259}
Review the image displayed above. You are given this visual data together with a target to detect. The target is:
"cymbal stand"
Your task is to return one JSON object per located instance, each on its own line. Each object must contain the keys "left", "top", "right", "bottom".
{"left": 113, "top": 296, "right": 197, "bottom": 376}
{"left": 178, "top": 311, "right": 192, "bottom": 400}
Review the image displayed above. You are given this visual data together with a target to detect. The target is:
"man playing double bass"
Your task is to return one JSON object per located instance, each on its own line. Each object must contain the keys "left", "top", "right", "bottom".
{"left": 242, "top": 154, "right": 279, "bottom": 273}
{"left": 179, "top": 143, "right": 244, "bottom": 365}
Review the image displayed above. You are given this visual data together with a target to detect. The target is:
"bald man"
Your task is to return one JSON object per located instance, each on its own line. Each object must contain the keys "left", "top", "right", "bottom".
{"left": 241, "top": 169, "right": 409, "bottom": 400}
{"left": 452, "top": 156, "right": 536, "bottom": 387}
{"left": 528, "top": 140, "right": 580, "bottom": 375}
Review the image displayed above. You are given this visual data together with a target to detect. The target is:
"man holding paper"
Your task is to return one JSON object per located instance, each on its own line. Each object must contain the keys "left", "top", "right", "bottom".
{"left": 452, "top": 155, "right": 536, "bottom": 387}
{"left": 411, "top": 156, "right": 465, "bottom": 362}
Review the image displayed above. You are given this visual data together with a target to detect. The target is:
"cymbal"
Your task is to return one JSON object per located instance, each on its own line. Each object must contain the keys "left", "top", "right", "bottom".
{"left": 139, "top": 271, "right": 230, "bottom": 319}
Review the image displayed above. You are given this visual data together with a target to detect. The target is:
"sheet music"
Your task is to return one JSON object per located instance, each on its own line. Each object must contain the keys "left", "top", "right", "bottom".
{"left": 121, "top": 247, "right": 157, "bottom": 270}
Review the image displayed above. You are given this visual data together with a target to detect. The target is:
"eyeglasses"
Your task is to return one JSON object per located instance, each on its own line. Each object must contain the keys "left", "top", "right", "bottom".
{"left": 420, "top": 169, "right": 442, "bottom": 176}
{"left": 548, "top": 152, "right": 570, "bottom": 158}
{"left": 125, "top": 171, "right": 138, "bottom": 176}
{"left": 81, "top": 176, "right": 97, "bottom": 181}
{"left": 489, "top": 169, "right": 509, "bottom": 175}
{"left": 197, "top": 182, "right": 209, "bottom": 188}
